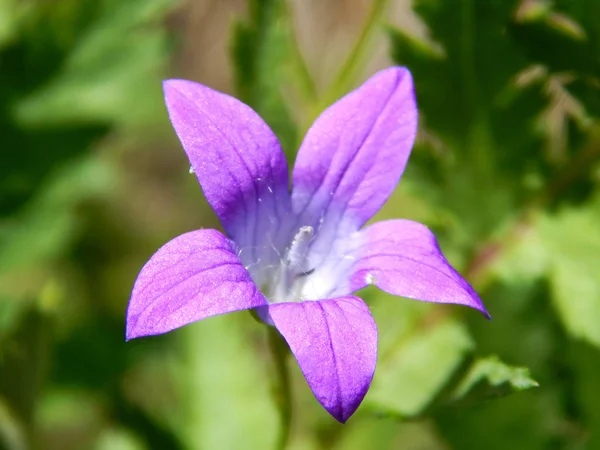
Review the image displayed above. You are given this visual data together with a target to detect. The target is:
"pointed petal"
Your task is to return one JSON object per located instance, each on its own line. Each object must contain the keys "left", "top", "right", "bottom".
{"left": 163, "top": 80, "right": 291, "bottom": 256}
{"left": 268, "top": 296, "right": 378, "bottom": 423}
{"left": 349, "top": 220, "right": 489, "bottom": 317}
{"left": 292, "top": 67, "right": 417, "bottom": 233}
{"left": 126, "top": 229, "right": 268, "bottom": 340}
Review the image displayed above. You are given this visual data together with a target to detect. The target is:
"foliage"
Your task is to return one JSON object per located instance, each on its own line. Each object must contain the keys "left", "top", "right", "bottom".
{"left": 231, "top": 0, "right": 299, "bottom": 155}
{"left": 1, "top": 0, "right": 599, "bottom": 448}
{"left": 388, "top": 0, "right": 600, "bottom": 448}
{"left": 451, "top": 355, "right": 538, "bottom": 401}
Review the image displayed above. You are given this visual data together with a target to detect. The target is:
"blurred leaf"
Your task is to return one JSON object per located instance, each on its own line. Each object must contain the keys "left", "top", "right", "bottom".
{"left": 434, "top": 279, "right": 565, "bottom": 450}
{"left": 490, "top": 190, "right": 600, "bottom": 347}
{"left": 0, "top": 156, "right": 118, "bottom": 271}
{"left": 0, "top": 295, "right": 27, "bottom": 339}
{"left": 546, "top": 12, "right": 586, "bottom": 41}
{"left": 231, "top": 0, "right": 298, "bottom": 155}
{"left": 93, "top": 428, "right": 146, "bottom": 450}
{"left": 388, "top": 0, "right": 547, "bottom": 242}
{"left": 0, "top": 1, "right": 178, "bottom": 446}
{"left": 0, "top": 398, "right": 27, "bottom": 450}
{"left": 389, "top": 0, "right": 541, "bottom": 158}
{"left": 332, "top": 417, "right": 446, "bottom": 450}
{"left": 366, "top": 294, "right": 474, "bottom": 417}
{"left": 49, "top": 312, "right": 184, "bottom": 450}
{"left": 37, "top": 389, "right": 102, "bottom": 431}
{"left": 36, "top": 389, "right": 104, "bottom": 450}
{"left": 0, "top": 0, "right": 29, "bottom": 47}
{"left": 511, "top": 0, "right": 600, "bottom": 115}
{"left": 488, "top": 222, "right": 548, "bottom": 284}
{"left": 436, "top": 385, "right": 554, "bottom": 450}
{"left": 568, "top": 341, "right": 600, "bottom": 448}
{"left": 451, "top": 355, "right": 538, "bottom": 403}
{"left": 388, "top": 0, "right": 600, "bottom": 245}
{"left": 0, "top": 304, "right": 53, "bottom": 437}
{"left": 13, "top": 0, "right": 175, "bottom": 126}
{"left": 536, "top": 193, "right": 600, "bottom": 348}
{"left": 0, "top": 0, "right": 174, "bottom": 215}
{"left": 178, "top": 314, "right": 279, "bottom": 450}
{"left": 514, "top": 0, "right": 552, "bottom": 23}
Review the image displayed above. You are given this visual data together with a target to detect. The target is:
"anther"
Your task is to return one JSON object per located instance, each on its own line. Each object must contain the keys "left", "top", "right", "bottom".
{"left": 294, "top": 268, "right": 315, "bottom": 280}
{"left": 285, "top": 226, "right": 313, "bottom": 270}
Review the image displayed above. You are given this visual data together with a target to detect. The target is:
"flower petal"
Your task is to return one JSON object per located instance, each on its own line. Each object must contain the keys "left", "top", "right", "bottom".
{"left": 268, "top": 296, "right": 378, "bottom": 423}
{"left": 291, "top": 67, "right": 417, "bottom": 233}
{"left": 163, "top": 80, "right": 292, "bottom": 259}
{"left": 126, "top": 229, "right": 268, "bottom": 340}
{"left": 348, "top": 219, "right": 490, "bottom": 317}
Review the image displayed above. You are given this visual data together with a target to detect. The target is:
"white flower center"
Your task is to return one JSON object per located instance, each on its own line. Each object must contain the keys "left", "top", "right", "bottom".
{"left": 242, "top": 221, "right": 358, "bottom": 308}
{"left": 263, "top": 225, "right": 319, "bottom": 303}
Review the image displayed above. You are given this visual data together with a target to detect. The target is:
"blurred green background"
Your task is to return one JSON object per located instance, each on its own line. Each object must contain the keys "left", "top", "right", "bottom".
{"left": 1, "top": 0, "right": 599, "bottom": 449}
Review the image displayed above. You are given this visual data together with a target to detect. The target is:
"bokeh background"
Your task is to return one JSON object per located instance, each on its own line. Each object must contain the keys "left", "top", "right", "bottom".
{"left": 1, "top": 0, "right": 600, "bottom": 449}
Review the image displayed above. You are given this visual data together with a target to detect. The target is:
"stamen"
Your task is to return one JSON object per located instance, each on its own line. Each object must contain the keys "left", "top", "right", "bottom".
{"left": 285, "top": 226, "right": 313, "bottom": 271}
{"left": 296, "top": 268, "right": 315, "bottom": 278}
{"left": 264, "top": 226, "right": 319, "bottom": 304}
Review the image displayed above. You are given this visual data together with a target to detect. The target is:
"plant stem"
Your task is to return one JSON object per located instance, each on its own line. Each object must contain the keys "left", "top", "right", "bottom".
{"left": 324, "top": 0, "right": 389, "bottom": 106}
{"left": 285, "top": 1, "right": 318, "bottom": 105}
{"left": 268, "top": 327, "right": 292, "bottom": 450}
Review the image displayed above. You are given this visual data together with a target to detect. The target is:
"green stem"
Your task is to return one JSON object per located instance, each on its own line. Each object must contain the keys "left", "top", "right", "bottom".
{"left": 285, "top": 1, "right": 318, "bottom": 105}
{"left": 324, "top": 0, "right": 389, "bottom": 106}
{"left": 268, "top": 327, "right": 292, "bottom": 450}
{"left": 460, "top": 0, "right": 493, "bottom": 179}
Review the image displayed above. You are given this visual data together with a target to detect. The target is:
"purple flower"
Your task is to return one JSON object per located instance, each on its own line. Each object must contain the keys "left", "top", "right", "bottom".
{"left": 126, "top": 67, "right": 489, "bottom": 423}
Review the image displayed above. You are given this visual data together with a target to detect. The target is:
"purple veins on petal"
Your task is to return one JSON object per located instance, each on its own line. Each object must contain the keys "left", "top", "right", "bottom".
{"left": 126, "top": 66, "right": 489, "bottom": 424}
{"left": 348, "top": 219, "right": 490, "bottom": 318}
{"left": 269, "top": 296, "right": 378, "bottom": 423}
{"left": 289, "top": 67, "right": 418, "bottom": 273}
{"left": 163, "top": 79, "right": 292, "bottom": 269}
{"left": 126, "top": 229, "right": 268, "bottom": 341}
{"left": 292, "top": 67, "right": 418, "bottom": 231}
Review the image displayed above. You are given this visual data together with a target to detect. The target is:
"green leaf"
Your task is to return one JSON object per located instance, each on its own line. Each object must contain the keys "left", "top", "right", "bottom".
{"left": 433, "top": 279, "right": 563, "bottom": 450}
{"left": 389, "top": 0, "right": 542, "bottom": 154}
{"left": 0, "top": 295, "right": 27, "bottom": 340}
{"left": 491, "top": 192, "right": 600, "bottom": 349}
{"left": 0, "top": 398, "right": 27, "bottom": 450}
{"left": 331, "top": 417, "right": 447, "bottom": 450}
{"left": 537, "top": 194, "right": 600, "bottom": 348}
{"left": 568, "top": 341, "right": 600, "bottom": 449}
{"left": 0, "top": 305, "right": 53, "bottom": 434}
{"left": 13, "top": 0, "right": 175, "bottom": 127}
{"left": 451, "top": 355, "right": 538, "bottom": 403}
{"left": 0, "top": 0, "right": 175, "bottom": 216}
{"left": 0, "top": 0, "right": 30, "bottom": 48}
{"left": 365, "top": 292, "right": 474, "bottom": 417}
{"left": 177, "top": 314, "right": 279, "bottom": 450}
{"left": 388, "top": 0, "right": 600, "bottom": 243}
{"left": 0, "top": 156, "right": 118, "bottom": 271}
{"left": 231, "top": 0, "right": 298, "bottom": 155}
{"left": 93, "top": 428, "right": 146, "bottom": 450}
{"left": 511, "top": 0, "right": 600, "bottom": 116}
{"left": 388, "top": 0, "right": 547, "bottom": 240}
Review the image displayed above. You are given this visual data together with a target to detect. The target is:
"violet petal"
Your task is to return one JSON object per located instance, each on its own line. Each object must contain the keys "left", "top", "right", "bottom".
{"left": 291, "top": 67, "right": 417, "bottom": 235}
{"left": 163, "top": 80, "right": 291, "bottom": 255}
{"left": 349, "top": 219, "right": 490, "bottom": 317}
{"left": 269, "top": 296, "right": 378, "bottom": 423}
{"left": 126, "top": 229, "right": 268, "bottom": 340}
